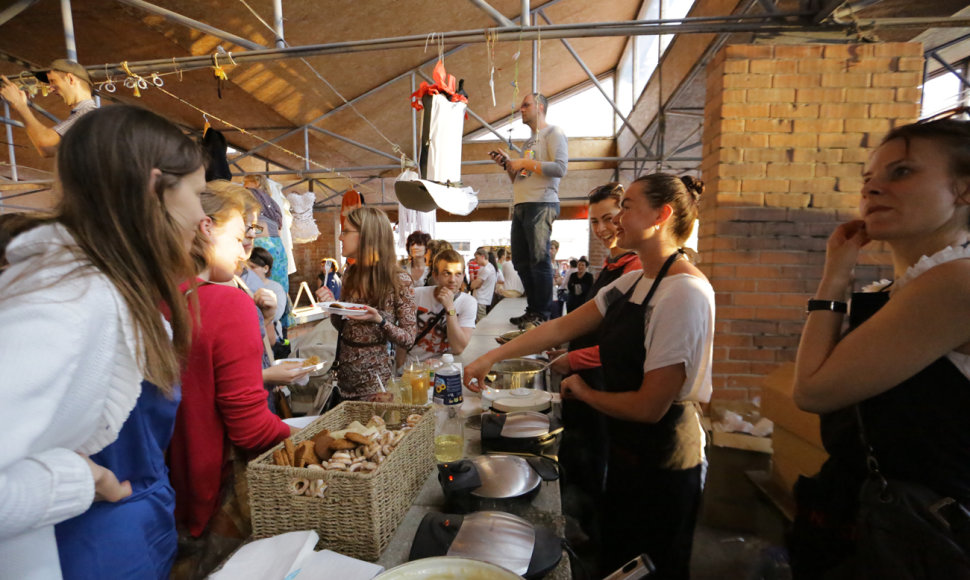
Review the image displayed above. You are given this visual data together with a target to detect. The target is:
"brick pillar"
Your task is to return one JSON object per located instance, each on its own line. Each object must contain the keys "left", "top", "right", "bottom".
{"left": 699, "top": 43, "right": 922, "bottom": 402}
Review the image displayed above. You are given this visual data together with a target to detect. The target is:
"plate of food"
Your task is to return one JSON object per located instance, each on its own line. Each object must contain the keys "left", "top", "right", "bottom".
{"left": 274, "top": 356, "right": 326, "bottom": 373}
{"left": 320, "top": 301, "right": 370, "bottom": 317}
{"left": 496, "top": 329, "right": 527, "bottom": 345}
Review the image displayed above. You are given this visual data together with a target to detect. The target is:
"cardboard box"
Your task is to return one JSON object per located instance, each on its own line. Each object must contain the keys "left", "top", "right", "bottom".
{"left": 711, "top": 430, "right": 773, "bottom": 453}
{"left": 761, "top": 363, "right": 823, "bottom": 448}
{"left": 770, "top": 425, "right": 828, "bottom": 494}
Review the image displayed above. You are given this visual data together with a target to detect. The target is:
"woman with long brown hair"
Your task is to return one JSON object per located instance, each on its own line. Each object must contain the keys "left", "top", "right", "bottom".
{"left": 0, "top": 105, "right": 206, "bottom": 579}
{"left": 332, "top": 207, "right": 416, "bottom": 400}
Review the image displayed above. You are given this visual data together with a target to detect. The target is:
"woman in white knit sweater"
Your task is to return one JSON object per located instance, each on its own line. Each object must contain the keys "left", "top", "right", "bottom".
{"left": 0, "top": 105, "right": 207, "bottom": 579}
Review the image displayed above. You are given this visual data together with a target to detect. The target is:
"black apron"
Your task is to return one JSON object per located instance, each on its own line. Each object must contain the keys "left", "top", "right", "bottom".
{"left": 596, "top": 250, "right": 703, "bottom": 580}
{"left": 559, "top": 254, "right": 637, "bottom": 497}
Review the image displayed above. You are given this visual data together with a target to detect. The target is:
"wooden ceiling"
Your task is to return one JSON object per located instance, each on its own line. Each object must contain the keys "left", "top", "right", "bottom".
{"left": 2, "top": 0, "right": 969, "bottom": 209}
{"left": 0, "top": 0, "right": 637, "bottom": 189}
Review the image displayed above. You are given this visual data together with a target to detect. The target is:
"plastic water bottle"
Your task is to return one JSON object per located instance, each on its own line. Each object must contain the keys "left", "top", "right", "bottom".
{"left": 433, "top": 354, "right": 464, "bottom": 462}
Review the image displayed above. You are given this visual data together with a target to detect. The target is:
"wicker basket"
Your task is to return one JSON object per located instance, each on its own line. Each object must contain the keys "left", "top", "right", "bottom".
{"left": 248, "top": 401, "right": 434, "bottom": 561}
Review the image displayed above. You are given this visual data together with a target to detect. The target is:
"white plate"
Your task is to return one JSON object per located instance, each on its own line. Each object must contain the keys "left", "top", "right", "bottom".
{"left": 274, "top": 358, "right": 326, "bottom": 373}
{"left": 319, "top": 301, "right": 370, "bottom": 317}
{"left": 374, "top": 557, "right": 522, "bottom": 579}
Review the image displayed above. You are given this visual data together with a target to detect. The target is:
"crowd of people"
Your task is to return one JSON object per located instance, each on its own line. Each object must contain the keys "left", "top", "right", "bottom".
{"left": 1, "top": 59, "right": 969, "bottom": 580}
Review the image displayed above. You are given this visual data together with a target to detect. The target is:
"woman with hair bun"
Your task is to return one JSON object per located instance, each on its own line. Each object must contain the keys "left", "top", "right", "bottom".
{"left": 465, "top": 173, "right": 714, "bottom": 579}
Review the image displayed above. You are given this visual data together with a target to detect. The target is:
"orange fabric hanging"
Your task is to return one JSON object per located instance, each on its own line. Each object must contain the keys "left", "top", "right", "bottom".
{"left": 410, "top": 60, "right": 468, "bottom": 110}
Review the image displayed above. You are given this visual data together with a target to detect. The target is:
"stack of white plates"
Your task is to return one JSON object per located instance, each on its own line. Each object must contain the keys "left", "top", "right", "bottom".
{"left": 491, "top": 388, "right": 552, "bottom": 413}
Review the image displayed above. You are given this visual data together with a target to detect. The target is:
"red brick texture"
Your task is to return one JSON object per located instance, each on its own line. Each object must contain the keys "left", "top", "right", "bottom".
{"left": 700, "top": 43, "right": 921, "bottom": 403}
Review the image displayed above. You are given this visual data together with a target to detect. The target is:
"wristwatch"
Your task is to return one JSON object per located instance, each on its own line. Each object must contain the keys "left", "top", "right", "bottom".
{"left": 447, "top": 308, "right": 457, "bottom": 317}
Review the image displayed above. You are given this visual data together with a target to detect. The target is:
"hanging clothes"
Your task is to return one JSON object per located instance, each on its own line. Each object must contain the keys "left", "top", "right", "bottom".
{"left": 287, "top": 191, "right": 319, "bottom": 244}
{"left": 396, "top": 169, "right": 436, "bottom": 246}
{"left": 396, "top": 61, "right": 477, "bottom": 217}
{"left": 263, "top": 178, "right": 297, "bottom": 275}
{"left": 201, "top": 129, "right": 232, "bottom": 181}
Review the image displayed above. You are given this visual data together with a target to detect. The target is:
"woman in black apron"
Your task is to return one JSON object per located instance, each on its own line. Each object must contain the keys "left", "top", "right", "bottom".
{"left": 790, "top": 120, "right": 970, "bottom": 577}
{"left": 552, "top": 183, "right": 641, "bottom": 554}
{"left": 466, "top": 173, "right": 715, "bottom": 579}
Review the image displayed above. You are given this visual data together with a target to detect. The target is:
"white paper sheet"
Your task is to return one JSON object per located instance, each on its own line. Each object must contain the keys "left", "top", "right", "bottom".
{"left": 209, "top": 530, "right": 318, "bottom": 580}
{"left": 289, "top": 549, "right": 384, "bottom": 580}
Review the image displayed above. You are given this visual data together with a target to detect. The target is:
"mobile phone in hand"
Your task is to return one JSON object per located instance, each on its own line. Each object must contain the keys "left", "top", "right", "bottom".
{"left": 489, "top": 149, "right": 509, "bottom": 169}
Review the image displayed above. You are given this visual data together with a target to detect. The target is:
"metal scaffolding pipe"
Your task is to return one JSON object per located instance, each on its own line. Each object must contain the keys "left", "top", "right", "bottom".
{"left": 61, "top": 0, "right": 77, "bottom": 61}
{"left": 1, "top": 116, "right": 25, "bottom": 128}
{"left": 0, "top": 0, "right": 41, "bottom": 28}
{"left": 929, "top": 51, "right": 970, "bottom": 90}
{"left": 87, "top": 13, "right": 883, "bottom": 78}
{"left": 309, "top": 126, "right": 399, "bottom": 161}
{"left": 466, "top": 0, "right": 515, "bottom": 27}
{"left": 227, "top": 156, "right": 676, "bottom": 176}
{"left": 272, "top": 0, "right": 285, "bottom": 48}
{"left": 4, "top": 102, "right": 18, "bottom": 182}
{"left": 114, "top": 0, "right": 265, "bottom": 51}
{"left": 539, "top": 10, "right": 653, "bottom": 156}
{"left": 303, "top": 128, "right": 310, "bottom": 171}
{"left": 521, "top": 0, "right": 530, "bottom": 26}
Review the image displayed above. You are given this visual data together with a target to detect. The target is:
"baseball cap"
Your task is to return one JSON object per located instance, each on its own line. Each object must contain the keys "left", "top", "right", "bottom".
{"left": 32, "top": 59, "right": 93, "bottom": 88}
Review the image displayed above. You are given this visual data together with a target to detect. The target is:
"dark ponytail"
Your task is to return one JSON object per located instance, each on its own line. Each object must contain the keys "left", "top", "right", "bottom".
{"left": 632, "top": 173, "right": 703, "bottom": 245}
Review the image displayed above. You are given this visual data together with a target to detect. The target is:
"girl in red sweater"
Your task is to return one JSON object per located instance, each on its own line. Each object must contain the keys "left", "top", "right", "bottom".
{"left": 168, "top": 181, "right": 294, "bottom": 578}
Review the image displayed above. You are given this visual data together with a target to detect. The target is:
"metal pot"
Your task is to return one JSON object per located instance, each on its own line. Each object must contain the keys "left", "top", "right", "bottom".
{"left": 487, "top": 358, "right": 547, "bottom": 390}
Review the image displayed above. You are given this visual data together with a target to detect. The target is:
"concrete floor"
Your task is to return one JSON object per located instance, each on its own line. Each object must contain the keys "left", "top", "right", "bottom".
{"left": 562, "top": 445, "right": 792, "bottom": 579}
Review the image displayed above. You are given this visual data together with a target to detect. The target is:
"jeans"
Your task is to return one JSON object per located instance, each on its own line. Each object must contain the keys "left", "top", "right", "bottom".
{"left": 510, "top": 202, "right": 559, "bottom": 318}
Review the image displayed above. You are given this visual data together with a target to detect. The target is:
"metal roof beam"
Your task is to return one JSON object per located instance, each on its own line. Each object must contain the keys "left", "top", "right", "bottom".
{"left": 91, "top": 13, "right": 878, "bottom": 78}
{"left": 466, "top": 0, "right": 516, "bottom": 27}
{"left": 308, "top": 126, "right": 399, "bottom": 161}
{"left": 231, "top": 45, "right": 467, "bottom": 162}
{"left": 0, "top": 0, "right": 41, "bottom": 27}
{"left": 538, "top": 9, "right": 654, "bottom": 157}
{"left": 114, "top": 0, "right": 265, "bottom": 51}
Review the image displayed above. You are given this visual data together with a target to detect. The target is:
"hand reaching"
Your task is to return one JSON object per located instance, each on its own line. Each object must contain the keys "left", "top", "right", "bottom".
{"left": 560, "top": 374, "right": 591, "bottom": 402}
{"left": 81, "top": 454, "right": 132, "bottom": 503}
{"left": 253, "top": 287, "right": 278, "bottom": 321}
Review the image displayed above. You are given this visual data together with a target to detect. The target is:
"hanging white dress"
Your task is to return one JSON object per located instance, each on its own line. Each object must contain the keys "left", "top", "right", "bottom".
{"left": 286, "top": 191, "right": 320, "bottom": 244}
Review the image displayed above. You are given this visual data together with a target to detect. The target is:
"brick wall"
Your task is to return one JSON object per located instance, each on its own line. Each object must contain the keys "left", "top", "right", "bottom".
{"left": 699, "top": 43, "right": 921, "bottom": 402}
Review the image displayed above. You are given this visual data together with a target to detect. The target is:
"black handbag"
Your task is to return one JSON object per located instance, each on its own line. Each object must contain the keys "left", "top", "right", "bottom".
{"left": 848, "top": 406, "right": 970, "bottom": 579}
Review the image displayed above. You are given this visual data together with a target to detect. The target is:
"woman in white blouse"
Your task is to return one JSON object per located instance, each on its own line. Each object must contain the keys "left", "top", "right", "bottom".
{"left": 0, "top": 105, "right": 206, "bottom": 579}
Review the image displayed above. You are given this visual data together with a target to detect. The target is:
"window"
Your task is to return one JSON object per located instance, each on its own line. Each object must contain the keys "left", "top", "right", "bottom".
{"left": 617, "top": 0, "right": 698, "bottom": 131}
{"left": 921, "top": 64, "right": 968, "bottom": 119}
{"left": 469, "top": 77, "right": 616, "bottom": 141}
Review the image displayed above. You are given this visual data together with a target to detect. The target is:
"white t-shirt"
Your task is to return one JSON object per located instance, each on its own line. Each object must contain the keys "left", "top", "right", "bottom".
{"left": 409, "top": 286, "right": 477, "bottom": 361}
{"left": 501, "top": 261, "right": 525, "bottom": 294}
{"left": 593, "top": 271, "right": 715, "bottom": 403}
{"left": 473, "top": 262, "right": 497, "bottom": 306}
